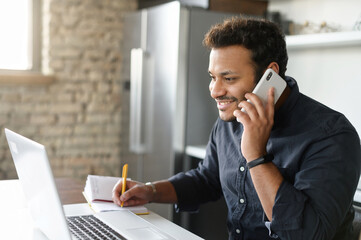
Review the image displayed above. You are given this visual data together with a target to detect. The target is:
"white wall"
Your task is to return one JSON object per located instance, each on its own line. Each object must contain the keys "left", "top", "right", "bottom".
{"left": 269, "top": 0, "right": 361, "bottom": 31}
{"left": 269, "top": 0, "right": 361, "bottom": 137}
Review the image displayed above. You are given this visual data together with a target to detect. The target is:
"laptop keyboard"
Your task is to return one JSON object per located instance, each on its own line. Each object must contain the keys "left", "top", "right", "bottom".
{"left": 67, "top": 215, "right": 127, "bottom": 240}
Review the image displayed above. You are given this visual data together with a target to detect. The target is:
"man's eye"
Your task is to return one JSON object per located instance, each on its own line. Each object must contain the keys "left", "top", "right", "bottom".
{"left": 209, "top": 75, "right": 215, "bottom": 81}
{"left": 225, "top": 77, "right": 234, "bottom": 81}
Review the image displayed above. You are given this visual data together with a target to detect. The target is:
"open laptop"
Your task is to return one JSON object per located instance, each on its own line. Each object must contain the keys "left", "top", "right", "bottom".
{"left": 4, "top": 128, "right": 175, "bottom": 240}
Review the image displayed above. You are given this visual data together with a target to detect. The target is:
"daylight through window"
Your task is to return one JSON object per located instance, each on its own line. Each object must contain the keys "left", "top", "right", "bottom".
{"left": 0, "top": 0, "right": 32, "bottom": 70}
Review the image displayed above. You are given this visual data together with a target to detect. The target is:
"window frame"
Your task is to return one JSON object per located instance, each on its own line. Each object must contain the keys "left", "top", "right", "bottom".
{"left": 0, "top": 0, "right": 53, "bottom": 85}
{"left": 32, "top": 0, "right": 42, "bottom": 73}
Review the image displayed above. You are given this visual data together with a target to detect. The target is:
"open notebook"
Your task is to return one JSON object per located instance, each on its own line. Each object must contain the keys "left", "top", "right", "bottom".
{"left": 83, "top": 175, "right": 148, "bottom": 214}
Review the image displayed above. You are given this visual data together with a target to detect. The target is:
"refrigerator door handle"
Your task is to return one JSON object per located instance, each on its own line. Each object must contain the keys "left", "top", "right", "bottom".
{"left": 130, "top": 48, "right": 146, "bottom": 154}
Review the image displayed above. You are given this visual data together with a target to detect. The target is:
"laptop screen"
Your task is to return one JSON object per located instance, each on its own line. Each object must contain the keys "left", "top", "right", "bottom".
{"left": 5, "top": 128, "right": 72, "bottom": 240}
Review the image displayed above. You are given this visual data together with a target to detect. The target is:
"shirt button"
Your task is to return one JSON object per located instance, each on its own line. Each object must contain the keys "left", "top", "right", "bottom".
{"left": 240, "top": 166, "right": 245, "bottom": 172}
{"left": 240, "top": 198, "right": 245, "bottom": 204}
{"left": 236, "top": 229, "right": 241, "bottom": 234}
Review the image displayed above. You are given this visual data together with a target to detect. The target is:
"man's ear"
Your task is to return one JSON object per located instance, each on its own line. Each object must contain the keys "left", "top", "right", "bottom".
{"left": 267, "top": 62, "right": 279, "bottom": 74}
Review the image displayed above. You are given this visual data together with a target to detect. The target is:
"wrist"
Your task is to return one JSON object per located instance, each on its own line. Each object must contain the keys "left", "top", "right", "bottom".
{"left": 145, "top": 182, "right": 157, "bottom": 202}
{"left": 245, "top": 150, "right": 268, "bottom": 163}
{"left": 246, "top": 154, "right": 274, "bottom": 169}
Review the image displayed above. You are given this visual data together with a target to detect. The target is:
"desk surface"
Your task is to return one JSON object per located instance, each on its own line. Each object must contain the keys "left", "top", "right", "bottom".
{"left": 54, "top": 177, "right": 86, "bottom": 204}
{"left": 0, "top": 179, "right": 203, "bottom": 240}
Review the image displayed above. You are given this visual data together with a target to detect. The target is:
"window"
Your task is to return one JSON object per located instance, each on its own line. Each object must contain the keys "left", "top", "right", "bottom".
{"left": 0, "top": 0, "right": 40, "bottom": 72}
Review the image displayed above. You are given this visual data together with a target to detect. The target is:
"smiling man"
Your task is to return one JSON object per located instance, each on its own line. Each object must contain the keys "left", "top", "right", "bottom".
{"left": 113, "top": 17, "right": 361, "bottom": 240}
{"left": 208, "top": 45, "right": 256, "bottom": 122}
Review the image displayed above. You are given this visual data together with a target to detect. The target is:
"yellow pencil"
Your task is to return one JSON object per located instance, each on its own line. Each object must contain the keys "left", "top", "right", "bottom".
{"left": 121, "top": 163, "right": 128, "bottom": 207}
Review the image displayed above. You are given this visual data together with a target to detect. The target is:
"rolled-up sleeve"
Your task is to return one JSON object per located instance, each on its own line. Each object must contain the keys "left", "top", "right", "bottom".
{"left": 270, "top": 180, "right": 307, "bottom": 231}
{"left": 169, "top": 122, "right": 223, "bottom": 213}
{"left": 269, "top": 130, "right": 361, "bottom": 239}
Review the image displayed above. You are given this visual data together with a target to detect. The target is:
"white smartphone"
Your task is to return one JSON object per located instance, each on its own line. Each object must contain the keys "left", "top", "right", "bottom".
{"left": 241, "top": 68, "right": 287, "bottom": 112}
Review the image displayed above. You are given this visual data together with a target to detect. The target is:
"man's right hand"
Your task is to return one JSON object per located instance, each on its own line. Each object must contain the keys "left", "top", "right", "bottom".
{"left": 112, "top": 180, "right": 154, "bottom": 207}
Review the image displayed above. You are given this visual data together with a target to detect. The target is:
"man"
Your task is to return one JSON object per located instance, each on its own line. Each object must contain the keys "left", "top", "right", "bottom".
{"left": 113, "top": 17, "right": 361, "bottom": 239}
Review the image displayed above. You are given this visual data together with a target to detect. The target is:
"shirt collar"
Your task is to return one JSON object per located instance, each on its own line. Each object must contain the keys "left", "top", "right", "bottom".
{"left": 273, "top": 76, "right": 300, "bottom": 128}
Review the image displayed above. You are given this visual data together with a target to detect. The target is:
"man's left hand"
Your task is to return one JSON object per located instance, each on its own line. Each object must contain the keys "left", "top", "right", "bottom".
{"left": 233, "top": 88, "right": 275, "bottom": 162}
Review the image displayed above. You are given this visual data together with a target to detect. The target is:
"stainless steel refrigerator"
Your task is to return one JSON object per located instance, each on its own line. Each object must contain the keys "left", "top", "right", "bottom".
{"left": 120, "top": 1, "right": 235, "bottom": 229}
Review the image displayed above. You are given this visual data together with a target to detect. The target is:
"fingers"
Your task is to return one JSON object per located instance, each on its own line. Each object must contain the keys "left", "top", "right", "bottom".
{"left": 112, "top": 180, "right": 151, "bottom": 207}
{"left": 119, "top": 187, "right": 148, "bottom": 207}
{"left": 120, "top": 198, "right": 146, "bottom": 207}
{"left": 112, "top": 179, "right": 135, "bottom": 205}
{"left": 112, "top": 179, "right": 124, "bottom": 205}
{"left": 233, "top": 109, "right": 244, "bottom": 122}
{"left": 245, "top": 93, "right": 266, "bottom": 118}
{"left": 234, "top": 88, "right": 275, "bottom": 122}
{"left": 234, "top": 93, "right": 263, "bottom": 123}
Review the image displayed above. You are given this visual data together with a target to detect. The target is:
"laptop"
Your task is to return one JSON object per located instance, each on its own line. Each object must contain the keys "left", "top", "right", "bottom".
{"left": 4, "top": 128, "right": 175, "bottom": 240}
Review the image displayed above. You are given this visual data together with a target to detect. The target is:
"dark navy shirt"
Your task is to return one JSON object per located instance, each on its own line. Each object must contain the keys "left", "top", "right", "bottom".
{"left": 169, "top": 77, "right": 361, "bottom": 240}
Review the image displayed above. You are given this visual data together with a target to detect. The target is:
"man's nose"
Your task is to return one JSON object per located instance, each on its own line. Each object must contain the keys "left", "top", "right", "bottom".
{"left": 210, "top": 79, "right": 226, "bottom": 99}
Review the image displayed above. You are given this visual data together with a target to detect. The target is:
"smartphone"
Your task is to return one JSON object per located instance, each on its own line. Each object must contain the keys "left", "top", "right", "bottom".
{"left": 241, "top": 68, "right": 286, "bottom": 112}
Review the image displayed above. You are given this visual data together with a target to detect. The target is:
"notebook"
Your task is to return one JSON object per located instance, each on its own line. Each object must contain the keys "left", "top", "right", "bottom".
{"left": 4, "top": 128, "right": 174, "bottom": 240}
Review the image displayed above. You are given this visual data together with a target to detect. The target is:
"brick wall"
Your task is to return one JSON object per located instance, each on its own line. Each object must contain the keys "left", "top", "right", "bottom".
{"left": 0, "top": 0, "right": 137, "bottom": 180}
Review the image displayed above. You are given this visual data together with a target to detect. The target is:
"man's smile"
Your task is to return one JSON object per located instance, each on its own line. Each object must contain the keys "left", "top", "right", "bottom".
{"left": 216, "top": 97, "right": 238, "bottom": 111}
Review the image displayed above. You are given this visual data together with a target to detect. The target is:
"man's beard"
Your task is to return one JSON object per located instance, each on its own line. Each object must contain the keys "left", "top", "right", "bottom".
{"left": 217, "top": 96, "right": 241, "bottom": 122}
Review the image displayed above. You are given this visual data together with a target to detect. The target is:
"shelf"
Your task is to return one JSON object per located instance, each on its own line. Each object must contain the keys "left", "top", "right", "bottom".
{"left": 185, "top": 145, "right": 207, "bottom": 159}
{"left": 286, "top": 31, "right": 361, "bottom": 50}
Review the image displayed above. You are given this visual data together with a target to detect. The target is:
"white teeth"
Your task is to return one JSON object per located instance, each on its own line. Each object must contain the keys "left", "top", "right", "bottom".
{"left": 219, "top": 102, "right": 231, "bottom": 105}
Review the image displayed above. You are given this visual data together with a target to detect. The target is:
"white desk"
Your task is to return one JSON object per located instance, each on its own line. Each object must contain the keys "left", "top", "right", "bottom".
{"left": 0, "top": 179, "right": 203, "bottom": 240}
